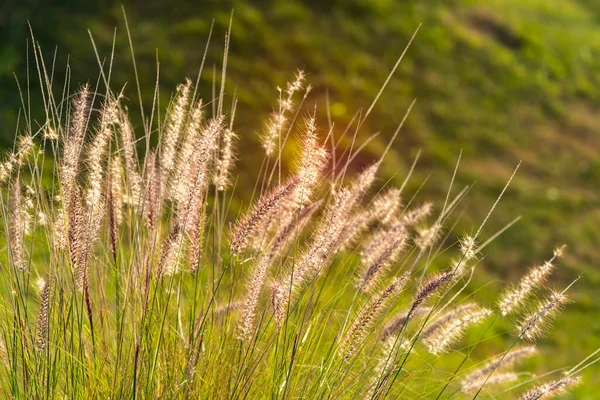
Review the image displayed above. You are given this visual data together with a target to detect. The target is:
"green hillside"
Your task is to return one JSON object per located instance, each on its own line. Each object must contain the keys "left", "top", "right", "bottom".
{"left": 1, "top": 0, "right": 600, "bottom": 396}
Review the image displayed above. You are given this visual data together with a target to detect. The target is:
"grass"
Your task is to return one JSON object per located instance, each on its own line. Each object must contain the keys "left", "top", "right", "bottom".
{"left": 1, "top": 0, "right": 600, "bottom": 397}
{"left": 0, "top": 17, "right": 596, "bottom": 397}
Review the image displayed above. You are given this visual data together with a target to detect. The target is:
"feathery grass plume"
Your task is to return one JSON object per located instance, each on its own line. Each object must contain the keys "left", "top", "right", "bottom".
{"left": 160, "top": 78, "right": 192, "bottom": 174}
{"left": 361, "top": 201, "right": 432, "bottom": 265}
{"left": 17, "top": 134, "right": 35, "bottom": 165}
{"left": 171, "top": 100, "right": 204, "bottom": 201}
{"left": 517, "top": 290, "right": 567, "bottom": 341}
{"left": 460, "top": 346, "right": 536, "bottom": 393}
{"left": 43, "top": 123, "right": 58, "bottom": 141}
{"left": 230, "top": 178, "right": 299, "bottom": 256}
{"left": 68, "top": 186, "right": 87, "bottom": 291}
{"left": 186, "top": 190, "right": 207, "bottom": 275}
{"left": 372, "top": 188, "right": 403, "bottom": 225}
{"left": 85, "top": 96, "right": 120, "bottom": 210}
{"left": 341, "top": 274, "right": 409, "bottom": 360}
{"left": 498, "top": 247, "right": 564, "bottom": 316}
{"left": 0, "top": 161, "right": 10, "bottom": 184}
{"left": 412, "top": 270, "right": 455, "bottom": 310}
{"left": 107, "top": 163, "right": 119, "bottom": 264}
{"left": 271, "top": 283, "right": 286, "bottom": 330}
{"left": 380, "top": 306, "right": 432, "bottom": 342}
{"left": 83, "top": 266, "right": 94, "bottom": 339}
{"left": 241, "top": 201, "right": 320, "bottom": 337}
{"left": 53, "top": 206, "right": 68, "bottom": 250}
{"left": 519, "top": 376, "right": 581, "bottom": 400}
{"left": 262, "top": 70, "right": 305, "bottom": 156}
{"left": 422, "top": 305, "right": 481, "bottom": 340}
{"left": 174, "top": 116, "right": 222, "bottom": 212}
{"left": 176, "top": 118, "right": 222, "bottom": 273}
{"left": 118, "top": 110, "right": 142, "bottom": 210}
{"left": 109, "top": 156, "right": 124, "bottom": 225}
{"left": 238, "top": 253, "right": 273, "bottom": 340}
{"left": 422, "top": 303, "right": 492, "bottom": 355}
{"left": 293, "top": 115, "right": 328, "bottom": 205}
{"left": 156, "top": 224, "right": 183, "bottom": 279}
{"left": 459, "top": 234, "right": 478, "bottom": 262}
{"left": 61, "top": 84, "right": 90, "bottom": 206}
{"left": 252, "top": 118, "right": 328, "bottom": 252}
{"left": 281, "top": 187, "right": 354, "bottom": 294}
{"left": 21, "top": 185, "right": 34, "bottom": 236}
{"left": 341, "top": 187, "right": 402, "bottom": 250}
{"left": 35, "top": 276, "right": 51, "bottom": 351}
{"left": 0, "top": 134, "right": 33, "bottom": 182}
{"left": 214, "top": 127, "right": 237, "bottom": 191}
{"left": 269, "top": 199, "right": 321, "bottom": 258}
{"left": 357, "top": 228, "right": 408, "bottom": 292}
{"left": 143, "top": 151, "right": 160, "bottom": 230}
{"left": 277, "top": 165, "right": 377, "bottom": 291}
{"left": 8, "top": 181, "right": 24, "bottom": 271}
{"left": 347, "top": 163, "right": 379, "bottom": 206}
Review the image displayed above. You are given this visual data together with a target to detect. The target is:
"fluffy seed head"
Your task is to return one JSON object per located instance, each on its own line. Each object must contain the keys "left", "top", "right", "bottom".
{"left": 520, "top": 376, "right": 581, "bottom": 400}
{"left": 238, "top": 254, "right": 273, "bottom": 340}
{"left": 459, "top": 235, "right": 478, "bottom": 261}
{"left": 413, "top": 270, "right": 454, "bottom": 309}
{"left": 161, "top": 79, "right": 192, "bottom": 173}
{"left": 342, "top": 274, "right": 409, "bottom": 359}
{"left": 230, "top": 178, "right": 299, "bottom": 256}
{"left": 214, "top": 127, "right": 237, "bottom": 191}
{"left": 423, "top": 303, "right": 492, "bottom": 355}
{"left": 517, "top": 291, "right": 567, "bottom": 341}
{"left": 357, "top": 229, "right": 408, "bottom": 292}
{"left": 498, "top": 252, "right": 560, "bottom": 316}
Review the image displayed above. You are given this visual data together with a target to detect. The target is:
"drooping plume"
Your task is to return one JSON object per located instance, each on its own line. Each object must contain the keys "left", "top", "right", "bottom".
{"left": 498, "top": 247, "right": 564, "bottom": 316}
{"left": 230, "top": 178, "right": 299, "bottom": 256}
{"left": 380, "top": 306, "right": 432, "bottom": 342}
{"left": 341, "top": 187, "right": 402, "bottom": 250}
{"left": 361, "top": 201, "right": 432, "bottom": 265}
{"left": 269, "top": 199, "right": 322, "bottom": 258}
{"left": 422, "top": 303, "right": 492, "bottom": 355}
{"left": 517, "top": 290, "right": 567, "bottom": 341}
{"left": 341, "top": 274, "right": 409, "bottom": 360}
{"left": 412, "top": 270, "right": 455, "bottom": 310}
{"left": 519, "top": 376, "right": 581, "bottom": 400}
{"left": 357, "top": 228, "right": 408, "bottom": 292}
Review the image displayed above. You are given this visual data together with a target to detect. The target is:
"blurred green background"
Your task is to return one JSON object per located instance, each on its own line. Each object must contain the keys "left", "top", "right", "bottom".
{"left": 1, "top": 0, "right": 599, "bottom": 397}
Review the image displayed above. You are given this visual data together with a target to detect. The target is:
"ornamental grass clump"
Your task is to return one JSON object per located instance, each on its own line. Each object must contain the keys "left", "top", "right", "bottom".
{"left": 0, "top": 22, "right": 593, "bottom": 399}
